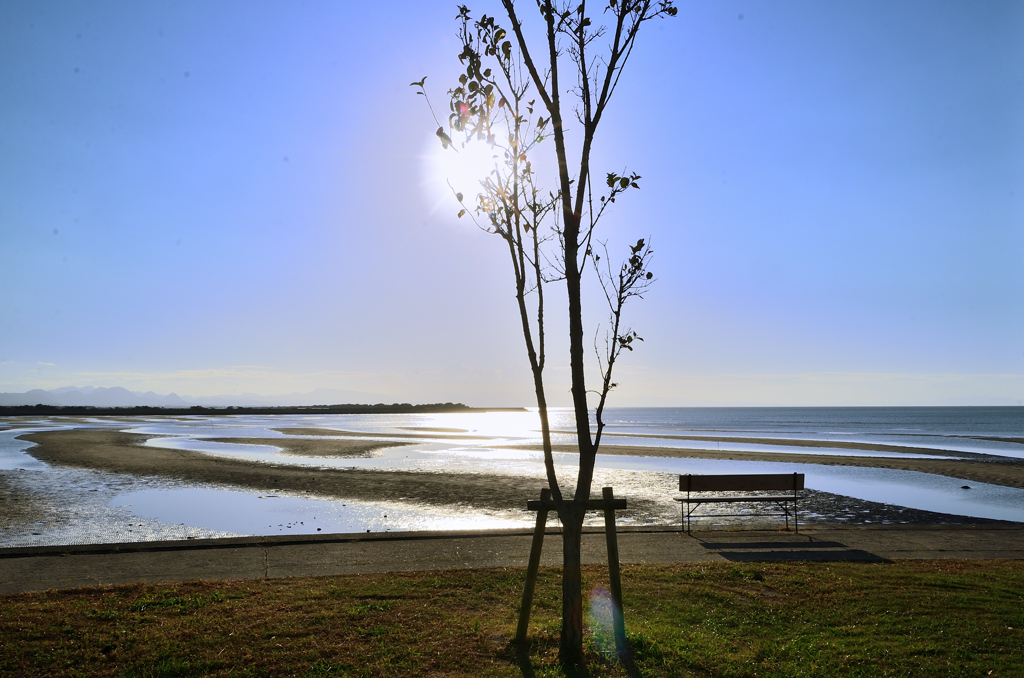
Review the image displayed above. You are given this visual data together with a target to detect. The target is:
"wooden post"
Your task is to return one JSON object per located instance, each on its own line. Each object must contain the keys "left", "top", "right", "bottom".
{"left": 602, "top": 486, "right": 628, "bottom": 659}
{"left": 517, "top": 488, "right": 628, "bottom": 647}
{"left": 516, "top": 487, "right": 550, "bottom": 645}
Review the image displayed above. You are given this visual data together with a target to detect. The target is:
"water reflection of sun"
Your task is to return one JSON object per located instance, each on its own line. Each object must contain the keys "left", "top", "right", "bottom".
{"left": 404, "top": 409, "right": 541, "bottom": 439}
{"left": 401, "top": 408, "right": 579, "bottom": 443}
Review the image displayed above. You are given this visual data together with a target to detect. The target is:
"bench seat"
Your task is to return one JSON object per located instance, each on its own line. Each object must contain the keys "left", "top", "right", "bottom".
{"left": 676, "top": 494, "right": 799, "bottom": 504}
{"left": 677, "top": 473, "right": 804, "bottom": 533}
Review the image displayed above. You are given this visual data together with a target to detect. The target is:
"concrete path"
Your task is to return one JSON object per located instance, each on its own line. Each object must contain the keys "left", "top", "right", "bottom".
{"left": 2, "top": 524, "right": 1023, "bottom": 595}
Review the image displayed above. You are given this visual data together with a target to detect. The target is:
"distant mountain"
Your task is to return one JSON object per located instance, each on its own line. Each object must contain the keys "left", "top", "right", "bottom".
{"left": 0, "top": 386, "right": 191, "bottom": 408}
{"left": 50, "top": 385, "right": 98, "bottom": 395}
{"left": 0, "top": 389, "right": 60, "bottom": 407}
{"left": 0, "top": 386, "right": 387, "bottom": 408}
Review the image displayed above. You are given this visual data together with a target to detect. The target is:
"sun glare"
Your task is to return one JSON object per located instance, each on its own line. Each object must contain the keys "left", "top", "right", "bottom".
{"left": 420, "top": 134, "right": 503, "bottom": 220}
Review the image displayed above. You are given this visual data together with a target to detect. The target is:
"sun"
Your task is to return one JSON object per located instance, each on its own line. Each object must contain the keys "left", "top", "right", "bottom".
{"left": 420, "top": 133, "right": 504, "bottom": 220}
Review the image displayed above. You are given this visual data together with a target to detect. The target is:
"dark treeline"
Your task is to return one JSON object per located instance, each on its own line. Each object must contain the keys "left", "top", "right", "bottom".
{"left": 0, "top": 403, "right": 523, "bottom": 417}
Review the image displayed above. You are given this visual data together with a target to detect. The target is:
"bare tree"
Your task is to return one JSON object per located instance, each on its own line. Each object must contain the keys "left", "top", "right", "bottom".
{"left": 415, "top": 1, "right": 674, "bottom": 671}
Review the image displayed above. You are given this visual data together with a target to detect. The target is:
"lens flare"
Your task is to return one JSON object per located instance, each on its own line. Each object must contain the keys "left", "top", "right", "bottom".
{"left": 588, "top": 586, "right": 619, "bottom": 655}
{"left": 420, "top": 134, "right": 503, "bottom": 222}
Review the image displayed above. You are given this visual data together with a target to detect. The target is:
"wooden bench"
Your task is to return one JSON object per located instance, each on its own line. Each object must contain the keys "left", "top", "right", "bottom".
{"left": 676, "top": 473, "right": 804, "bottom": 533}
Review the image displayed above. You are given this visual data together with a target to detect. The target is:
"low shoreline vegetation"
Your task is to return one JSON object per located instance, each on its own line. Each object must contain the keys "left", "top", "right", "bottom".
{"left": 0, "top": 403, "right": 515, "bottom": 417}
{"left": 2, "top": 561, "right": 1022, "bottom": 677}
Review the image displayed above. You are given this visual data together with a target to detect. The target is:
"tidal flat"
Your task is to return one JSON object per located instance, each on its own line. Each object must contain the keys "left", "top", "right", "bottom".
{"left": 2, "top": 408, "right": 1024, "bottom": 546}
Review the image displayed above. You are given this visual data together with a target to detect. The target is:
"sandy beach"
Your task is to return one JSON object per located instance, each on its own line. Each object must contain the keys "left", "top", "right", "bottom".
{"left": 206, "top": 437, "right": 414, "bottom": 458}
{"left": 15, "top": 427, "right": 1024, "bottom": 515}
{"left": 2, "top": 418, "right": 1019, "bottom": 550}
{"left": 18, "top": 430, "right": 550, "bottom": 513}
{"left": 586, "top": 444, "right": 1024, "bottom": 490}
{"left": 0, "top": 473, "right": 55, "bottom": 532}
{"left": 269, "top": 426, "right": 1024, "bottom": 488}
{"left": 259, "top": 425, "right": 1024, "bottom": 490}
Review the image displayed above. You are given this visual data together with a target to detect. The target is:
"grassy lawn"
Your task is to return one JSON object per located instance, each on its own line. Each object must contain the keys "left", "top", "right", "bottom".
{"left": 1, "top": 560, "right": 1022, "bottom": 677}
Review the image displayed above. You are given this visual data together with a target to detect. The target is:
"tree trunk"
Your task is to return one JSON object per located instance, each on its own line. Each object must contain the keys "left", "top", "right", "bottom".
{"left": 559, "top": 507, "right": 586, "bottom": 674}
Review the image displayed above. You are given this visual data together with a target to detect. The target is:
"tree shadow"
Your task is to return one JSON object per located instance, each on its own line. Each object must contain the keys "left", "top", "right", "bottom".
{"left": 510, "top": 641, "right": 645, "bottom": 678}
{"left": 513, "top": 643, "right": 537, "bottom": 678}
{"left": 620, "top": 649, "right": 643, "bottom": 678}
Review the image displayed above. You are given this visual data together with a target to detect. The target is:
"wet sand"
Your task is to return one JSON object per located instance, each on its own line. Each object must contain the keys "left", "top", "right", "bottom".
{"left": 576, "top": 444, "right": 1024, "bottom": 489}
{"left": 274, "top": 427, "right": 1024, "bottom": 488}
{"left": 21, "top": 429, "right": 1024, "bottom": 497}
{"left": 205, "top": 437, "right": 413, "bottom": 458}
{"left": 18, "top": 430, "right": 548, "bottom": 513}
{"left": 272, "top": 427, "right": 493, "bottom": 440}
{"left": 0, "top": 474, "right": 55, "bottom": 530}
{"left": 13, "top": 428, "right": 1021, "bottom": 531}
{"left": 585, "top": 431, "right": 982, "bottom": 456}
{"left": 966, "top": 436, "right": 1024, "bottom": 445}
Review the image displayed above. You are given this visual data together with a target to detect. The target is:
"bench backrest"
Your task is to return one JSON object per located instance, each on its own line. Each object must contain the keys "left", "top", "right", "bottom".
{"left": 680, "top": 473, "right": 804, "bottom": 493}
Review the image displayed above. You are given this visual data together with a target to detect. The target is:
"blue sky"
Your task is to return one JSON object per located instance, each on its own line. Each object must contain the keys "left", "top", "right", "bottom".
{"left": 1, "top": 1, "right": 1021, "bottom": 406}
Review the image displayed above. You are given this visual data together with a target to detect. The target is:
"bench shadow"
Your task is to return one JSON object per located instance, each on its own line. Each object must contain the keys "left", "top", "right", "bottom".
{"left": 698, "top": 540, "right": 848, "bottom": 549}
{"left": 716, "top": 549, "right": 887, "bottom": 562}
{"left": 692, "top": 535, "right": 889, "bottom": 563}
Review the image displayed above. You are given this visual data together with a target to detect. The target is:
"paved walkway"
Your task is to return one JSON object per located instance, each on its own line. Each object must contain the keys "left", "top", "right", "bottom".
{"left": 2, "top": 524, "right": 1023, "bottom": 595}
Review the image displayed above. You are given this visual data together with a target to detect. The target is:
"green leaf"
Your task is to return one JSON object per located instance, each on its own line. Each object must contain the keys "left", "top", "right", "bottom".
{"left": 456, "top": 192, "right": 464, "bottom": 203}
{"left": 436, "top": 127, "right": 452, "bottom": 149}
{"left": 409, "top": 76, "right": 427, "bottom": 88}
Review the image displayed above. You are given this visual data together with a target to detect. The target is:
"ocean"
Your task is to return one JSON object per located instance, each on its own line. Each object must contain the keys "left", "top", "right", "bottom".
{"left": 598, "top": 406, "right": 1023, "bottom": 437}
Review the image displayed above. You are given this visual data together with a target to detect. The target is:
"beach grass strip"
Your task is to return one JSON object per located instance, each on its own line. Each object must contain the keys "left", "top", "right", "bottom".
{"left": 0, "top": 560, "right": 1022, "bottom": 676}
